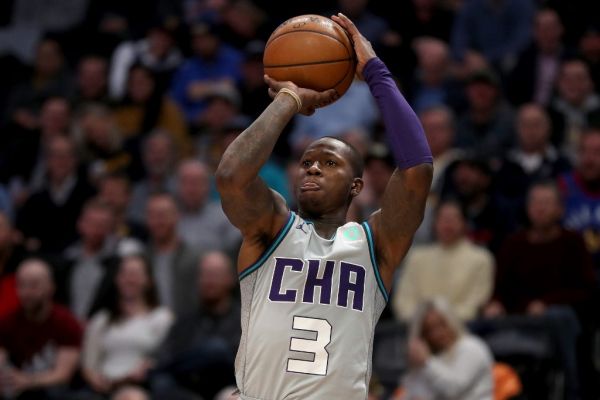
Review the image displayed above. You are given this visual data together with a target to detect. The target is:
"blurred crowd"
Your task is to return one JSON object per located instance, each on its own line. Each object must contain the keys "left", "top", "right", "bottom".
{"left": 0, "top": 0, "right": 599, "bottom": 399}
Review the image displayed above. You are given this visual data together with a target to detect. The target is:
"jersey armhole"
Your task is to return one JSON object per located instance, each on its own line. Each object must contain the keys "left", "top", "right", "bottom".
{"left": 361, "top": 221, "right": 389, "bottom": 302}
{"left": 239, "top": 211, "right": 296, "bottom": 280}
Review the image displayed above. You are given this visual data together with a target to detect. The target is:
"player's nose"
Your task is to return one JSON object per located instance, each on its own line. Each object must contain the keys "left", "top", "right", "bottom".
{"left": 307, "top": 162, "right": 322, "bottom": 175}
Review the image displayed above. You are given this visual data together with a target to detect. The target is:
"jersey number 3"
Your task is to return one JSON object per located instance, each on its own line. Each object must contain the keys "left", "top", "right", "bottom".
{"left": 287, "top": 316, "right": 331, "bottom": 375}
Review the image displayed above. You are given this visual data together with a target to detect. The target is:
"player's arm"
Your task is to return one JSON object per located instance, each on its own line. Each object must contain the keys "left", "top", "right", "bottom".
{"left": 334, "top": 14, "right": 433, "bottom": 289}
{"left": 216, "top": 80, "right": 337, "bottom": 252}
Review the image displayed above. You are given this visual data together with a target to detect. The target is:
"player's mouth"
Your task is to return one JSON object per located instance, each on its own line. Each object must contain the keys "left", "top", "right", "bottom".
{"left": 300, "top": 181, "right": 321, "bottom": 191}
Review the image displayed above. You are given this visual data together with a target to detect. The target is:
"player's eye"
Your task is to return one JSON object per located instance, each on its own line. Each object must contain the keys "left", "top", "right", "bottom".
{"left": 301, "top": 160, "right": 311, "bottom": 167}
{"left": 326, "top": 160, "right": 337, "bottom": 166}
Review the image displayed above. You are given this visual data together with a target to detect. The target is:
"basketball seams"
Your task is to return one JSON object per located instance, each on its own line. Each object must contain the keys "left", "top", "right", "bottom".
{"left": 263, "top": 58, "right": 353, "bottom": 68}
{"left": 265, "top": 29, "right": 352, "bottom": 60}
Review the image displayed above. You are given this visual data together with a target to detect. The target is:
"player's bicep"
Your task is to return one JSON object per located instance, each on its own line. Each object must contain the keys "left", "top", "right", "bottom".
{"left": 220, "top": 175, "right": 288, "bottom": 239}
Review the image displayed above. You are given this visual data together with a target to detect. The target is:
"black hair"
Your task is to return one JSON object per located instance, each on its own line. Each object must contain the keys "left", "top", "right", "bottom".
{"left": 105, "top": 254, "right": 159, "bottom": 323}
{"left": 124, "top": 63, "right": 163, "bottom": 136}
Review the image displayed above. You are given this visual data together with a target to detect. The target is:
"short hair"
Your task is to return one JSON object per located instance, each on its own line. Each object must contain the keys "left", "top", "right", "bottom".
{"left": 321, "top": 136, "right": 365, "bottom": 178}
{"left": 526, "top": 180, "right": 562, "bottom": 204}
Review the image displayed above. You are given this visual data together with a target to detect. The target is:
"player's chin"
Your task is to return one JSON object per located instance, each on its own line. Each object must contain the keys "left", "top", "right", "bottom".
{"left": 297, "top": 191, "right": 324, "bottom": 209}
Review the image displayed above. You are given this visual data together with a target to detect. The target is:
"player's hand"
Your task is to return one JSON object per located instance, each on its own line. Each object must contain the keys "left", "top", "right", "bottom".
{"left": 331, "top": 13, "right": 376, "bottom": 80}
{"left": 264, "top": 75, "right": 338, "bottom": 116}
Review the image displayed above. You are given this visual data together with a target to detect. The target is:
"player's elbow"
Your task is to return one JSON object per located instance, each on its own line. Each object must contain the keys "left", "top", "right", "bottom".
{"left": 215, "top": 161, "right": 246, "bottom": 195}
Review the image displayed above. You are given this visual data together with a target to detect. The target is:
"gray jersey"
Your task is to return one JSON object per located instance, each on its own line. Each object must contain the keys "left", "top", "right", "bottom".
{"left": 236, "top": 211, "right": 388, "bottom": 400}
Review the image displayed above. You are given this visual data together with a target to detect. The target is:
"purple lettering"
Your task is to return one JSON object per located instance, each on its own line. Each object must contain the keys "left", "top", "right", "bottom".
{"left": 302, "top": 260, "right": 334, "bottom": 305}
{"left": 337, "top": 262, "right": 365, "bottom": 311}
{"left": 269, "top": 258, "right": 303, "bottom": 302}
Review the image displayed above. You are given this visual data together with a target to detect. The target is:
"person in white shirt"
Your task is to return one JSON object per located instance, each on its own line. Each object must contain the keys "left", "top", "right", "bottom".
{"left": 398, "top": 297, "right": 493, "bottom": 400}
{"left": 82, "top": 254, "right": 174, "bottom": 396}
{"left": 393, "top": 200, "right": 494, "bottom": 322}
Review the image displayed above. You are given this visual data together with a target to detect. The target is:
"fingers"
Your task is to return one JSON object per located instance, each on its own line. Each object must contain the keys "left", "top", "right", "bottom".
{"left": 331, "top": 13, "right": 358, "bottom": 36}
{"left": 268, "top": 87, "right": 277, "bottom": 99}
{"left": 264, "top": 74, "right": 288, "bottom": 93}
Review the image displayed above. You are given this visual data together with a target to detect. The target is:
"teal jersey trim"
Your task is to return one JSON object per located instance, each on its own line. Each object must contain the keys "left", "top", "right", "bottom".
{"left": 361, "top": 221, "right": 389, "bottom": 302}
{"left": 239, "top": 211, "right": 295, "bottom": 280}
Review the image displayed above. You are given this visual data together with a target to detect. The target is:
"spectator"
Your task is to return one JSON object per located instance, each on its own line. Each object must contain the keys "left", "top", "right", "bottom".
{"left": 175, "top": 159, "right": 240, "bottom": 257}
{"left": 1, "top": 96, "right": 72, "bottom": 199}
{"left": 486, "top": 181, "right": 595, "bottom": 315}
{"left": 548, "top": 59, "right": 600, "bottom": 157}
{"left": 0, "top": 258, "right": 83, "bottom": 399}
{"left": 153, "top": 251, "right": 240, "bottom": 400}
{"left": 450, "top": 0, "right": 535, "bottom": 72}
{"left": 81, "top": 254, "right": 174, "bottom": 396}
{"left": 421, "top": 106, "right": 462, "bottom": 195}
{"left": 349, "top": 142, "right": 395, "bottom": 223}
{"left": 170, "top": 20, "right": 243, "bottom": 125}
{"left": 495, "top": 104, "right": 571, "bottom": 225}
{"left": 238, "top": 40, "right": 271, "bottom": 120}
{"left": 56, "top": 199, "right": 119, "bottom": 321}
{"left": 109, "top": 18, "right": 183, "bottom": 100}
{"left": 394, "top": 0, "right": 455, "bottom": 44}
{"left": 218, "top": 0, "right": 270, "bottom": 50}
{"left": 111, "top": 385, "right": 149, "bottom": 400}
{"left": 559, "top": 128, "right": 600, "bottom": 267}
{"left": 506, "top": 8, "right": 573, "bottom": 106}
{"left": 409, "top": 38, "right": 464, "bottom": 114}
{"left": 4, "top": 38, "right": 73, "bottom": 132}
{"left": 72, "top": 103, "right": 131, "bottom": 184}
{"left": 441, "top": 157, "right": 514, "bottom": 251}
{"left": 398, "top": 298, "right": 493, "bottom": 400}
{"left": 97, "top": 174, "right": 147, "bottom": 242}
{"left": 334, "top": 0, "right": 392, "bottom": 47}
{"left": 485, "top": 182, "right": 595, "bottom": 399}
{"left": 146, "top": 193, "right": 199, "bottom": 316}
{"left": 455, "top": 69, "right": 515, "bottom": 161}
{"left": 578, "top": 25, "right": 600, "bottom": 90}
{"left": 113, "top": 64, "right": 191, "bottom": 159}
{"left": 16, "top": 136, "right": 96, "bottom": 255}
{"left": 0, "top": 211, "right": 27, "bottom": 319}
{"left": 127, "top": 131, "right": 177, "bottom": 223}
{"left": 71, "top": 55, "right": 110, "bottom": 105}
{"left": 393, "top": 201, "right": 494, "bottom": 322}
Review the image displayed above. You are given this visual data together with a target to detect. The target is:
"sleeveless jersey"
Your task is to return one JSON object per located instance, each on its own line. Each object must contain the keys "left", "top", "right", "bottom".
{"left": 235, "top": 211, "right": 388, "bottom": 400}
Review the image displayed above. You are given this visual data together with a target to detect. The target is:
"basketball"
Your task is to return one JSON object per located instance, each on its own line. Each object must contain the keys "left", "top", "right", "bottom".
{"left": 263, "top": 14, "right": 356, "bottom": 100}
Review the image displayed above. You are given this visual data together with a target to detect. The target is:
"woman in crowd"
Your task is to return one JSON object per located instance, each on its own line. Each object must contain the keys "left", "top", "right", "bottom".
{"left": 81, "top": 254, "right": 174, "bottom": 397}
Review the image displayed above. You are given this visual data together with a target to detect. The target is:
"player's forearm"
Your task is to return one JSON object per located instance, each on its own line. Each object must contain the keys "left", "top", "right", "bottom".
{"left": 216, "top": 95, "right": 297, "bottom": 190}
{"left": 363, "top": 58, "right": 432, "bottom": 169}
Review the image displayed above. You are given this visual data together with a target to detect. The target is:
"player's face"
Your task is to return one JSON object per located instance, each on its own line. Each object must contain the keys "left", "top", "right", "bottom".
{"left": 296, "top": 139, "right": 356, "bottom": 216}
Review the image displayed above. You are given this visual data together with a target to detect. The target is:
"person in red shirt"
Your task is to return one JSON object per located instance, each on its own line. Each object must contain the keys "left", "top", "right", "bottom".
{"left": 0, "top": 211, "right": 27, "bottom": 319}
{"left": 0, "top": 258, "right": 83, "bottom": 399}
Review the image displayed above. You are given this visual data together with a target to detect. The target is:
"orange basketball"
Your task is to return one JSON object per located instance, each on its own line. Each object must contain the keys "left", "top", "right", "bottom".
{"left": 263, "top": 14, "right": 356, "bottom": 100}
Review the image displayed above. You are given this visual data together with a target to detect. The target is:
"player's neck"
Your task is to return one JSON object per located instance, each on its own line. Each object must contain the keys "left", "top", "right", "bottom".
{"left": 299, "top": 210, "right": 347, "bottom": 240}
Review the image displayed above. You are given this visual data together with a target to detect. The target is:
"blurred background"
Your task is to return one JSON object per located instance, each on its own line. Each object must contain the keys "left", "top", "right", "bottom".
{"left": 0, "top": 0, "right": 599, "bottom": 399}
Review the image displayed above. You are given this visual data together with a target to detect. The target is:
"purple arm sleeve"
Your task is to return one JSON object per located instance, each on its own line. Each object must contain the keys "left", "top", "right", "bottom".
{"left": 363, "top": 57, "right": 433, "bottom": 169}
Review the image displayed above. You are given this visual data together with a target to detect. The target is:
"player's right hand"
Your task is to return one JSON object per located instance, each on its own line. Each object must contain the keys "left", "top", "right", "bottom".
{"left": 264, "top": 75, "right": 338, "bottom": 116}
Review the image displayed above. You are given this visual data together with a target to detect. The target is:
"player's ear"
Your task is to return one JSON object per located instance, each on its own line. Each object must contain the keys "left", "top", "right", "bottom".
{"left": 350, "top": 177, "right": 364, "bottom": 197}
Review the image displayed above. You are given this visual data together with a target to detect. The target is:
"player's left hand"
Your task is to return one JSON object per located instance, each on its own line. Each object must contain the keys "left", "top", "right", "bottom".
{"left": 264, "top": 75, "right": 338, "bottom": 116}
{"left": 331, "top": 13, "right": 376, "bottom": 80}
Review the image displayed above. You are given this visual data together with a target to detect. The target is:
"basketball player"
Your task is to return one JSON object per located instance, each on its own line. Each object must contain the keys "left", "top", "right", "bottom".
{"left": 216, "top": 13, "right": 433, "bottom": 399}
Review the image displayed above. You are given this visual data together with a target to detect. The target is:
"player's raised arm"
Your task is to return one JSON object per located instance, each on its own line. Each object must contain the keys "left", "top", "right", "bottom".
{"left": 215, "top": 78, "right": 337, "bottom": 244}
{"left": 333, "top": 14, "right": 433, "bottom": 288}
